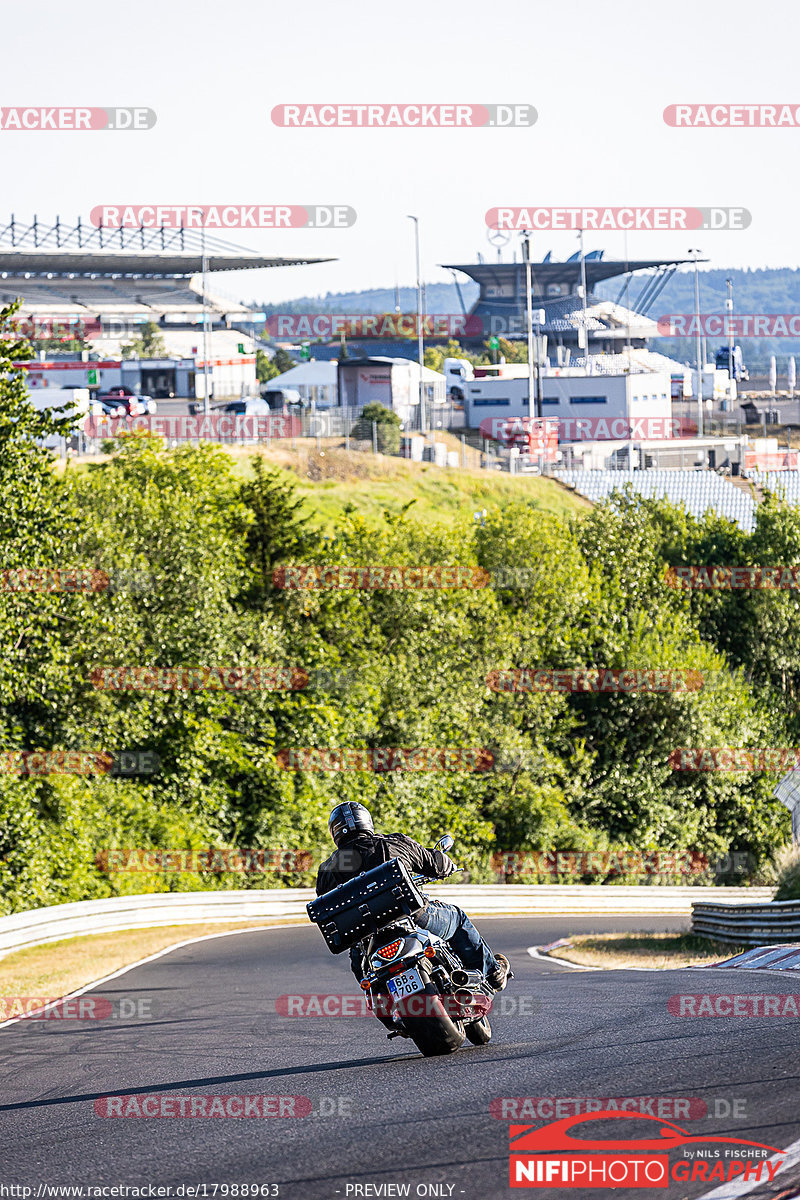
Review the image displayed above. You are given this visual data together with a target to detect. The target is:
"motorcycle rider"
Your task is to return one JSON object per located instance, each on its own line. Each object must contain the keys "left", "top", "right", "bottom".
{"left": 316, "top": 801, "right": 511, "bottom": 992}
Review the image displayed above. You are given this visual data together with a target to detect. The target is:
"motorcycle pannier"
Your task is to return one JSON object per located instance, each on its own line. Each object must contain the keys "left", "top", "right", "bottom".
{"left": 307, "top": 858, "right": 426, "bottom": 953}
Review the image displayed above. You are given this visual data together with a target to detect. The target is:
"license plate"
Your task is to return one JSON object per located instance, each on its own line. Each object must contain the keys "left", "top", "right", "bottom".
{"left": 387, "top": 968, "right": 424, "bottom": 998}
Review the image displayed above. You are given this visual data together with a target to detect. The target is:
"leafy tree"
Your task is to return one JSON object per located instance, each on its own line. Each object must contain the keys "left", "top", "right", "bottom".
{"left": 257, "top": 347, "right": 296, "bottom": 383}
{"left": 120, "top": 320, "right": 167, "bottom": 359}
{"left": 424, "top": 340, "right": 488, "bottom": 373}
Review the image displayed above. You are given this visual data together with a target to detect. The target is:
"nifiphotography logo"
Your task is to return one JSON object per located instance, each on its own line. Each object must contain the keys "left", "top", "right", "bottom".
{"left": 508, "top": 1110, "right": 784, "bottom": 1188}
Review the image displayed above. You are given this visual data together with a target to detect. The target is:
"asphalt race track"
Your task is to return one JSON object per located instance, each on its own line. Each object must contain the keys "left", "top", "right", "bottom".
{"left": 1, "top": 915, "right": 799, "bottom": 1200}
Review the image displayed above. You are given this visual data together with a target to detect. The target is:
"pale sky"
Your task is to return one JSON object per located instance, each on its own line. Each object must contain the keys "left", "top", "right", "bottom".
{"left": 2, "top": 0, "right": 797, "bottom": 305}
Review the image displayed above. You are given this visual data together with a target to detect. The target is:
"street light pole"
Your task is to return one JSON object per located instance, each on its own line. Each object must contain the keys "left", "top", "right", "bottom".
{"left": 407, "top": 215, "right": 425, "bottom": 434}
{"left": 193, "top": 209, "right": 211, "bottom": 418}
{"left": 726, "top": 278, "right": 734, "bottom": 396}
{"left": 579, "top": 228, "right": 589, "bottom": 364}
{"left": 522, "top": 231, "right": 536, "bottom": 424}
{"left": 690, "top": 248, "right": 703, "bottom": 437}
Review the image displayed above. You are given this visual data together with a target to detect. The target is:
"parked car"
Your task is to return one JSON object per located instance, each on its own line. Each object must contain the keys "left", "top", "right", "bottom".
{"left": 221, "top": 397, "right": 272, "bottom": 415}
{"left": 261, "top": 387, "right": 303, "bottom": 409}
{"left": 97, "top": 388, "right": 157, "bottom": 416}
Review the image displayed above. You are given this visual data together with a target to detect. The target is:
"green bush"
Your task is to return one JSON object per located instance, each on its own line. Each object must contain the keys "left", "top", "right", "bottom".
{"left": 351, "top": 403, "right": 402, "bottom": 454}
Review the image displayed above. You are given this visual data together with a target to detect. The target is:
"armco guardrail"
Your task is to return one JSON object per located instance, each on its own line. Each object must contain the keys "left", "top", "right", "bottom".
{"left": 692, "top": 897, "right": 800, "bottom": 945}
{"left": 0, "top": 885, "right": 774, "bottom": 958}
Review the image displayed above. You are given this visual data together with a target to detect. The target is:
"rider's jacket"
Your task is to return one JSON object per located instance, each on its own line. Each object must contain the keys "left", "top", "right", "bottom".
{"left": 315, "top": 831, "right": 454, "bottom": 900}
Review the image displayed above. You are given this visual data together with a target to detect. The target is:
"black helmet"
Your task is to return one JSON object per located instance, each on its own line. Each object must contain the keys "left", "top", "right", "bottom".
{"left": 328, "top": 801, "right": 374, "bottom": 847}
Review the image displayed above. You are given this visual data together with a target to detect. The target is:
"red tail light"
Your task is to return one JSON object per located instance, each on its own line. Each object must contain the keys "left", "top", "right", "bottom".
{"left": 375, "top": 939, "right": 403, "bottom": 961}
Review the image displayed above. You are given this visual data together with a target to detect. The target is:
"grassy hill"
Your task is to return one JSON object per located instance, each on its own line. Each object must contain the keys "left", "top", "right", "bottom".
{"left": 243, "top": 443, "right": 591, "bottom": 529}
{"left": 66, "top": 438, "right": 590, "bottom": 528}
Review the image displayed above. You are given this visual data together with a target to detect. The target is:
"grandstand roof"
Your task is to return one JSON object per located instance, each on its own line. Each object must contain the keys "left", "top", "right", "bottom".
{"left": 0, "top": 251, "right": 330, "bottom": 277}
{"left": 442, "top": 257, "right": 696, "bottom": 292}
{"left": 0, "top": 217, "right": 333, "bottom": 278}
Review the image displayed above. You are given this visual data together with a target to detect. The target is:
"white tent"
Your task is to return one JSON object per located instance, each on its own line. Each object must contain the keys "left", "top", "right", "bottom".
{"left": 268, "top": 360, "right": 338, "bottom": 406}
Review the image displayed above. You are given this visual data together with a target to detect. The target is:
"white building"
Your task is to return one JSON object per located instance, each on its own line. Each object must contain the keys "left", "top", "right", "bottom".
{"left": 465, "top": 367, "right": 671, "bottom": 441}
{"left": 19, "top": 351, "right": 256, "bottom": 401}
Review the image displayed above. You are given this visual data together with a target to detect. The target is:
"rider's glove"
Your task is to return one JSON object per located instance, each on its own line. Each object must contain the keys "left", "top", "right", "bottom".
{"left": 438, "top": 853, "right": 458, "bottom": 877}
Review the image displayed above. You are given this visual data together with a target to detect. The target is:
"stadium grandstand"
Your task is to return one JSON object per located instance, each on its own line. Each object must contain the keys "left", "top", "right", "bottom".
{"left": 553, "top": 469, "right": 756, "bottom": 532}
{"left": 442, "top": 251, "right": 699, "bottom": 356}
{"left": 0, "top": 215, "right": 332, "bottom": 361}
{"left": 290, "top": 250, "right": 699, "bottom": 371}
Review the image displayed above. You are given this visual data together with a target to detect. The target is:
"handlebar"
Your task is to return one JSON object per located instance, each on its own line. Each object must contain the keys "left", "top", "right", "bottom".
{"left": 412, "top": 867, "right": 463, "bottom": 885}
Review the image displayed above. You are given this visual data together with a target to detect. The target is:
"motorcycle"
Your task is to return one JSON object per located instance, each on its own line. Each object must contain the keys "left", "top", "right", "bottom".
{"left": 308, "top": 834, "right": 496, "bottom": 1058}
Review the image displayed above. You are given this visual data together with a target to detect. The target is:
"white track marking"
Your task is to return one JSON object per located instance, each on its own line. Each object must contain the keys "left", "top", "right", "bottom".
{"left": 695, "top": 1134, "right": 800, "bottom": 1199}
{"left": 0, "top": 922, "right": 308, "bottom": 1030}
{"left": 527, "top": 946, "right": 602, "bottom": 971}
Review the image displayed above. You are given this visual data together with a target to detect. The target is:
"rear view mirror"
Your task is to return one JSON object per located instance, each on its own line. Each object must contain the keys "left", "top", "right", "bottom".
{"left": 435, "top": 833, "right": 454, "bottom": 853}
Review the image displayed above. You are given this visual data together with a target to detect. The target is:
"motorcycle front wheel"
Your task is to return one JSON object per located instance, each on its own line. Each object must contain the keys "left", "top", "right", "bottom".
{"left": 465, "top": 1015, "right": 492, "bottom": 1045}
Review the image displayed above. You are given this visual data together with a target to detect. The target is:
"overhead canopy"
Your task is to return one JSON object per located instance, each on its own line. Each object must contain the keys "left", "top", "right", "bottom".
{"left": 0, "top": 252, "right": 333, "bottom": 278}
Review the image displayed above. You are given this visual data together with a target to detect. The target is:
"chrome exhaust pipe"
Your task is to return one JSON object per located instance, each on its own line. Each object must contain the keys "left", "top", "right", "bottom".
{"left": 451, "top": 968, "right": 484, "bottom": 988}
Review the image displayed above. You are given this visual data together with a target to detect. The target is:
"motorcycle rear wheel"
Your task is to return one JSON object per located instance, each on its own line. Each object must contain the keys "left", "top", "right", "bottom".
{"left": 399, "top": 984, "right": 464, "bottom": 1057}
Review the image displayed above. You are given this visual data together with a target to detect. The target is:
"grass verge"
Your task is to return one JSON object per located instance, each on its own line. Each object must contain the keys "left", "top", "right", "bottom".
{"left": 546, "top": 931, "right": 745, "bottom": 970}
{"left": 0, "top": 919, "right": 301, "bottom": 1005}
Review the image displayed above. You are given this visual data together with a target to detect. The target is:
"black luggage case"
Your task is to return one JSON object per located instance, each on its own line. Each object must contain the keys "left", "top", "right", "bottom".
{"left": 307, "top": 858, "right": 426, "bottom": 953}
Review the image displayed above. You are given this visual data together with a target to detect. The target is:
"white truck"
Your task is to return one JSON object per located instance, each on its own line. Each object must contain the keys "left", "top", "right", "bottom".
{"left": 30, "top": 387, "right": 100, "bottom": 450}
{"left": 443, "top": 357, "right": 474, "bottom": 402}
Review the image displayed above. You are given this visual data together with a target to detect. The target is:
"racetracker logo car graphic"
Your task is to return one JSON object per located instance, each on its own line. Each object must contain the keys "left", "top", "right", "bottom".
{"left": 508, "top": 1110, "right": 784, "bottom": 1188}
